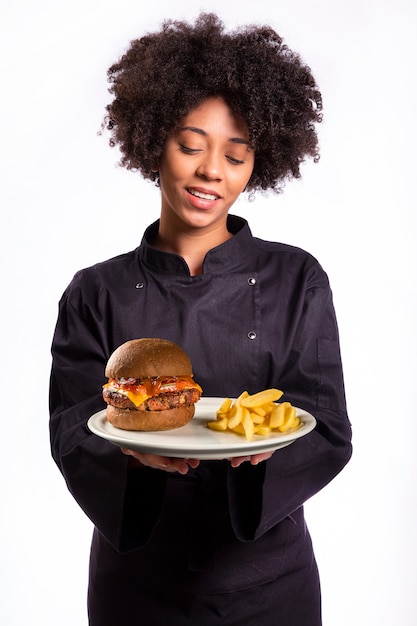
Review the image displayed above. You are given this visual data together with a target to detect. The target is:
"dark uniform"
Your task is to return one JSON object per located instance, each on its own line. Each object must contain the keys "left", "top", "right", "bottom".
{"left": 50, "top": 215, "right": 352, "bottom": 625}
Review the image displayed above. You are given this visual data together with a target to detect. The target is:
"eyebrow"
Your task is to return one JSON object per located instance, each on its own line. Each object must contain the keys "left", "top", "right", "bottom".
{"left": 179, "top": 126, "right": 250, "bottom": 146}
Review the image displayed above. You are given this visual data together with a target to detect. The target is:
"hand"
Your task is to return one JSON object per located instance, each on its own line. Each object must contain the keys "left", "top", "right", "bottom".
{"left": 229, "top": 450, "right": 274, "bottom": 468}
{"left": 121, "top": 448, "right": 200, "bottom": 474}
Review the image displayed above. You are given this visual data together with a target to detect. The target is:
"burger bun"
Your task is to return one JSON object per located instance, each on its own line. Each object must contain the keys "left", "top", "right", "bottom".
{"left": 106, "top": 403, "right": 195, "bottom": 431}
{"left": 105, "top": 338, "right": 193, "bottom": 379}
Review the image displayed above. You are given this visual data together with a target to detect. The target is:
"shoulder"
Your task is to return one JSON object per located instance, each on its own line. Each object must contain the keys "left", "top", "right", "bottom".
{"left": 62, "top": 249, "right": 140, "bottom": 302}
{"left": 253, "top": 235, "right": 323, "bottom": 268}
{"left": 76, "top": 249, "right": 138, "bottom": 280}
{"left": 251, "top": 235, "right": 331, "bottom": 290}
{"left": 253, "top": 236, "right": 313, "bottom": 258}
{"left": 232, "top": 216, "right": 323, "bottom": 272}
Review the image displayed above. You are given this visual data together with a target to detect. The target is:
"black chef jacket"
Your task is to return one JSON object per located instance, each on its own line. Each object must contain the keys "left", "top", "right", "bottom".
{"left": 49, "top": 215, "right": 352, "bottom": 625}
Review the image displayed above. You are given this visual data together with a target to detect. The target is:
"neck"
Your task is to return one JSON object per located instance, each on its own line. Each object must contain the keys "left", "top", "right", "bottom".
{"left": 153, "top": 215, "right": 232, "bottom": 276}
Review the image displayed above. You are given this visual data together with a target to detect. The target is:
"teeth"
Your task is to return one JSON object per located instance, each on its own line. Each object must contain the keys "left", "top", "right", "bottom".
{"left": 189, "top": 189, "right": 218, "bottom": 201}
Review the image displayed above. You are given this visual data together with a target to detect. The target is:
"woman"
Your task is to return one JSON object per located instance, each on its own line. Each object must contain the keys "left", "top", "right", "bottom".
{"left": 50, "top": 13, "right": 352, "bottom": 625}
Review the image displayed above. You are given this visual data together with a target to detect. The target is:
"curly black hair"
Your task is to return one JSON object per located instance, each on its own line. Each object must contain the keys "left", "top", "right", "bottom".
{"left": 104, "top": 13, "right": 322, "bottom": 193}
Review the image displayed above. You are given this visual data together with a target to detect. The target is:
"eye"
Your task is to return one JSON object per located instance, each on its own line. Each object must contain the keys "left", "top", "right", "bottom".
{"left": 226, "top": 155, "right": 245, "bottom": 165}
{"left": 179, "top": 144, "right": 201, "bottom": 155}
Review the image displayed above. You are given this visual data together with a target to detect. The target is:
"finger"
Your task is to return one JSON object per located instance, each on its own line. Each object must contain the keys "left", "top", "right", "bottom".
{"left": 229, "top": 455, "right": 251, "bottom": 468}
{"left": 120, "top": 447, "right": 134, "bottom": 455}
{"left": 185, "top": 458, "right": 200, "bottom": 469}
{"left": 168, "top": 458, "right": 194, "bottom": 474}
{"left": 121, "top": 449, "right": 173, "bottom": 470}
{"left": 249, "top": 451, "right": 274, "bottom": 465}
{"left": 138, "top": 453, "right": 192, "bottom": 474}
{"left": 139, "top": 454, "right": 176, "bottom": 471}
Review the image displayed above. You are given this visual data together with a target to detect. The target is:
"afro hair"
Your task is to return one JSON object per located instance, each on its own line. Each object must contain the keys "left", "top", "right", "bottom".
{"left": 104, "top": 12, "right": 323, "bottom": 193}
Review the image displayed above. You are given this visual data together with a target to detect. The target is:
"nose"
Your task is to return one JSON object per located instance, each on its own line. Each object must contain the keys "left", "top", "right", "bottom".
{"left": 196, "top": 150, "right": 223, "bottom": 181}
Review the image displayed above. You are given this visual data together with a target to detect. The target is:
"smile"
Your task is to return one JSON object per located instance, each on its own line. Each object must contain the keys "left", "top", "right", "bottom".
{"left": 188, "top": 188, "right": 219, "bottom": 201}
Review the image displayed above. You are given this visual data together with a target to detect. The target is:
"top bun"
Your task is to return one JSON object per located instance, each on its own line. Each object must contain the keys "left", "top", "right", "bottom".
{"left": 105, "top": 338, "right": 193, "bottom": 379}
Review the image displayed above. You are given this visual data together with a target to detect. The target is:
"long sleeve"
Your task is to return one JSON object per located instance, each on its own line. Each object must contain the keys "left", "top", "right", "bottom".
{"left": 49, "top": 281, "right": 167, "bottom": 552}
{"left": 227, "top": 259, "right": 352, "bottom": 540}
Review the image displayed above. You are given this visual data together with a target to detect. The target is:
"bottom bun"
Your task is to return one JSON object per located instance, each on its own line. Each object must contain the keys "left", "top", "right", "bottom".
{"left": 106, "top": 403, "right": 195, "bottom": 431}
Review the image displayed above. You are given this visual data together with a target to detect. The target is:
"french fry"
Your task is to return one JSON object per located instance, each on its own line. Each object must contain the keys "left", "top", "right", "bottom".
{"left": 232, "top": 424, "right": 246, "bottom": 435}
{"left": 269, "top": 402, "right": 289, "bottom": 429}
{"left": 240, "top": 388, "right": 283, "bottom": 408}
{"left": 227, "top": 403, "right": 244, "bottom": 429}
{"left": 279, "top": 406, "right": 299, "bottom": 432}
{"left": 217, "top": 397, "right": 233, "bottom": 415}
{"left": 242, "top": 408, "right": 255, "bottom": 440}
{"left": 251, "top": 413, "right": 266, "bottom": 424}
{"left": 207, "top": 416, "right": 228, "bottom": 431}
{"left": 252, "top": 407, "right": 266, "bottom": 417}
{"left": 255, "top": 425, "right": 272, "bottom": 436}
{"left": 207, "top": 388, "right": 301, "bottom": 441}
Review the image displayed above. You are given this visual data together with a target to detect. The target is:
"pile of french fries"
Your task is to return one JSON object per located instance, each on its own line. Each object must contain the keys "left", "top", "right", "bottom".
{"left": 207, "top": 388, "right": 300, "bottom": 441}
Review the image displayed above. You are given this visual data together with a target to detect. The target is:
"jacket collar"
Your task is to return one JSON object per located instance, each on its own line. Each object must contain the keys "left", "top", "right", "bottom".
{"left": 139, "top": 215, "right": 254, "bottom": 275}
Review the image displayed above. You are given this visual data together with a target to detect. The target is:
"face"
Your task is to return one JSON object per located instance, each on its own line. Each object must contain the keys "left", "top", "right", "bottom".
{"left": 157, "top": 97, "right": 255, "bottom": 233}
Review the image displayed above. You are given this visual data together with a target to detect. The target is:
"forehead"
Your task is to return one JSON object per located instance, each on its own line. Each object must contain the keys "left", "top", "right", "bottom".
{"left": 177, "top": 97, "right": 250, "bottom": 140}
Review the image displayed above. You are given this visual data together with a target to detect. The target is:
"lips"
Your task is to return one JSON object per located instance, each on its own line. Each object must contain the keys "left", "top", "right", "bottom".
{"left": 187, "top": 187, "right": 220, "bottom": 201}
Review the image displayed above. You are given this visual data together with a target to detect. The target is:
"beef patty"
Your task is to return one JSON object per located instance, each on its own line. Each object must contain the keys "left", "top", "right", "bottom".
{"left": 103, "top": 388, "right": 201, "bottom": 412}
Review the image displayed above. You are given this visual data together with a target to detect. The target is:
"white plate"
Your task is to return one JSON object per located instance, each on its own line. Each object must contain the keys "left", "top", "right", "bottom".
{"left": 87, "top": 398, "right": 316, "bottom": 460}
{"left": 87, "top": 397, "right": 316, "bottom": 460}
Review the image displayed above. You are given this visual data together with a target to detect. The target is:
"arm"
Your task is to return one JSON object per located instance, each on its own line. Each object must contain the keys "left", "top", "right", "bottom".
{"left": 227, "top": 263, "right": 352, "bottom": 540}
{"left": 49, "top": 282, "right": 168, "bottom": 553}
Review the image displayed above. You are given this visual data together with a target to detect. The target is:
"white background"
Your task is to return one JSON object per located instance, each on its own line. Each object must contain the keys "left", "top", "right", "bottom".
{"left": 1, "top": 1, "right": 416, "bottom": 624}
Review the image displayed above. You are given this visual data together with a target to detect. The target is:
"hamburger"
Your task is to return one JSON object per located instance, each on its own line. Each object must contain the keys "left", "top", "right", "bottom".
{"left": 102, "top": 338, "right": 202, "bottom": 431}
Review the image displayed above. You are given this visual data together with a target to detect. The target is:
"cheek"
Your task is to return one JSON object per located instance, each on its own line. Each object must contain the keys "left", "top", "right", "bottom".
{"left": 158, "top": 163, "right": 179, "bottom": 191}
{"left": 233, "top": 167, "right": 254, "bottom": 193}
{"left": 160, "top": 158, "right": 189, "bottom": 186}
{"left": 240, "top": 156, "right": 255, "bottom": 186}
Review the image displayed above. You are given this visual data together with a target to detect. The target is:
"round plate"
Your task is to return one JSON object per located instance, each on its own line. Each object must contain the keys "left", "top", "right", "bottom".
{"left": 87, "top": 397, "right": 316, "bottom": 460}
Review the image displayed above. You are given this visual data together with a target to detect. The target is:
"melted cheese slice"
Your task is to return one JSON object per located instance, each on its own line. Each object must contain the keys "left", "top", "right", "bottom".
{"left": 103, "top": 376, "right": 201, "bottom": 408}
{"left": 124, "top": 390, "right": 150, "bottom": 407}
{"left": 102, "top": 383, "right": 150, "bottom": 407}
